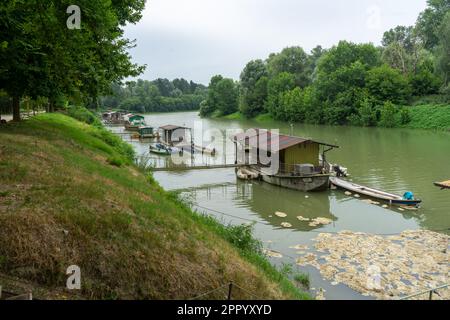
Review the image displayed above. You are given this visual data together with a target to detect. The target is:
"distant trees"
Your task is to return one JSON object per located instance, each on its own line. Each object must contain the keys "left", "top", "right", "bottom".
{"left": 101, "top": 78, "right": 207, "bottom": 113}
{"left": 199, "top": 75, "right": 238, "bottom": 116}
{"left": 202, "top": 0, "right": 449, "bottom": 128}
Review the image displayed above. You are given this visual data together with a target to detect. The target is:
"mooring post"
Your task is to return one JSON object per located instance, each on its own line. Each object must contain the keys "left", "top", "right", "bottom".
{"left": 227, "top": 281, "right": 233, "bottom": 301}
{"left": 429, "top": 290, "right": 433, "bottom": 300}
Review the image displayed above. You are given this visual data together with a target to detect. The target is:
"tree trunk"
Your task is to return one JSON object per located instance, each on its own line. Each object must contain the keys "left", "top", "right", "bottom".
{"left": 12, "top": 96, "right": 20, "bottom": 122}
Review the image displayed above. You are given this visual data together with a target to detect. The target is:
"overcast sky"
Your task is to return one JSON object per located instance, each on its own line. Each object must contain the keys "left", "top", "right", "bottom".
{"left": 124, "top": 0, "right": 428, "bottom": 84}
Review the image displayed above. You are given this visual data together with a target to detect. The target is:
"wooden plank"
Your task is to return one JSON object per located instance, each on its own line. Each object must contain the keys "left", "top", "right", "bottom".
{"left": 151, "top": 164, "right": 244, "bottom": 172}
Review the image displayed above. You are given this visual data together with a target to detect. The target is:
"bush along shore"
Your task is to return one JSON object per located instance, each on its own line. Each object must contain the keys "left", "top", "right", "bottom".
{"left": 213, "top": 103, "right": 450, "bottom": 131}
{"left": 0, "top": 107, "right": 310, "bottom": 300}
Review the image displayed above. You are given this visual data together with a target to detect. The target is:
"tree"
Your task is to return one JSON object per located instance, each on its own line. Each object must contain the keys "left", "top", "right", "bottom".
{"left": 214, "top": 79, "right": 238, "bottom": 115}
{"left": 239, "top": 60, "right": 268, "bottom": 117}
{"left": 0, "top": 0, "right": 146, "bottom": 121}
{"left": 435, "top": 12, "right": 450, "bottom": 86}
{"left": 267, "top": 46, "right": 310, "bottom": 88}
{"left": 266, "top": 72, "right": 296, "bottom": 119}
{"left": 416, "top": 0, "right": 450, "bottom": 50}
{"left": 200, "top": 75, "right": 238, "bottom": 116}
{"left": 379, "top": 101, "right": 398, "bottom": 127}
{"left": 366, "top": 65, "right": 411, "bottom": 104}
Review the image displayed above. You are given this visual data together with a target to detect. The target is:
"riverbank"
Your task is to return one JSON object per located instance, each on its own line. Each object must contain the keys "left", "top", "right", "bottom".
{"left": 212, "top": 103, "right": 450, "bottom": 131}
{"left": 0, "top": 111, "right": 309, "bottom": 300}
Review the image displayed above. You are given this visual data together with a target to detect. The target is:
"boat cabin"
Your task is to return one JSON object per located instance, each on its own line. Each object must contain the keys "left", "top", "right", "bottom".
{"left": 124, "top": 114, "right": 145, "bottom": 124}
{"left": 138, "top": 126, "right": 155, "bottom": 138}
{"left": 159, "top": 125, "right": 190, "bottom": 146}
{"left": 233, "top": 129, "right": 338, "bottom": 176}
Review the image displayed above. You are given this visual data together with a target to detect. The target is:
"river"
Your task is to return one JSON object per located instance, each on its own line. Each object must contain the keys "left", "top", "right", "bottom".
{"left": 110, "top": 111, "right": 450, "bottom": 300}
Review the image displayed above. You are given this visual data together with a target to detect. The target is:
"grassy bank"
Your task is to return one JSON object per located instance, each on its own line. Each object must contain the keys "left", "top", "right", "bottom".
{"left": 403, "top": 104, "right": 450, "bottom": 130}
{"left": 212, "top": 104, "right": 450, "bottom": 131}
{"left": 0, "top": 111, "right": 309, "bottom": 300}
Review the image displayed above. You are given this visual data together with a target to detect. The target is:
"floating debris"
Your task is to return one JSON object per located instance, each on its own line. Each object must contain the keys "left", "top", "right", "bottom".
{"left": 315, "top": 288, "right": 326, "bottom": 300}
{"left": 297, "top": 216, "right": 311, "bottom": 222}
{"left": 281, "top": 222, "right": 292, "bottom": 228}
{"left": 290, "top": 244, "right": 309, "bottom": 251}
{"left": 263, "top": 249, "right": 283, "bottom": 258}
{"left": 275, "top": 211, "right": 287, "bottom": 218}
{"left": 308, "top": 217, "right": 334, "bottom": 227}
{"left": 345, "top": 191, "right": 352, "bottom": 196}
{"left": 362, "top": 199, "right": 381, "bottom": 205}
{"left": 354, "top": 194, "right": 361, "bottom": 198}
{"left": 382, "top": 205, "right": 389, "bottom": 208}
{"left": 305, "top": 195, "right": 310, "bottom": 199}
{"left": 303, "top": 230, "right": 449, "bottom": 300}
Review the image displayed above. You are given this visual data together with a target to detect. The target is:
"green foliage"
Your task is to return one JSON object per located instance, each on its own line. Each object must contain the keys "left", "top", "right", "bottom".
{"left": 435, "top": 12, "right": 450, "bottom": 86}
{"left": 201, "top": 2, "right": 448, "bottom": 129}
{"left": 100, "top": 78, "right": 207, "bottom": 113}
{"left": 222, "top": 223, "right": 263, "bottom": 254}
{"left": 294, "top": 273, "right": 310, "bottom": 288}
{"left": 66, "top": 105, "right": 102, "bottom": 127}
{"left": 266, "top": 72, "right": 296, "bottom": 119}
{"left": 0, "top": 0, "right": 146, "bottom": 120}
{"left": 409, "top": 69, "right": 441, "bottom": 96}
{"left": 201, "top": 76, "right": 238, "bottom": 116}
{"left": 416, "top": 0, "right": 450, "bottom": 50}
{"left": 366, "top": 65, "right": 411, "bottom": 104}
{"left": 267, "top": 47, "right": 311, "bottom": 88}
{"left": 400, "top": 107, "right": 411, "bottom": 125}
{"left": 239, "top": 60, "right": 269, "bottom": 118}
{"left": 379, "top": 101, "right": 398, "bottom": 128}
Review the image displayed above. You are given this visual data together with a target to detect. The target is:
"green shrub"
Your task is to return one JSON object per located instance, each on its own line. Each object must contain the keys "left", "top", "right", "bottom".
{"left": 379, "top": 101, "right": 398, "bottom": 128}
{"left": 66, "top": 105, "right": 102, "bottom": 127}
{"left": 107, "top": 156, "right": 125, "bottom": 167}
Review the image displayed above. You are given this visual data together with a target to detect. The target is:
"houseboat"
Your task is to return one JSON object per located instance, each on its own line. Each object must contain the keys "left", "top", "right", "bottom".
{"left": 124, "top": 114, "right": 146, "bottom": 131}
{"left": 138, "top": 126, "right": 157, "bottom": 138}
{"left": 159, "top": 125, "right": 190, "bottom": 146}
{"left": 233, "top": 129, "right": 339, "bottom": 192}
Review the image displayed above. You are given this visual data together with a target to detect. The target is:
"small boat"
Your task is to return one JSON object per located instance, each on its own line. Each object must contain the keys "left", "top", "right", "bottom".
{"left": 434, "top": 180, "right": 450, "bottom": 190}
{"left": 149, "top": 143, "right": 172, "bottom": 155}
{"left": 236, "top": 167, "right": 260, "bottom": 180}
{"left": 330, "top": 177, "right": 422, "bottom": 207}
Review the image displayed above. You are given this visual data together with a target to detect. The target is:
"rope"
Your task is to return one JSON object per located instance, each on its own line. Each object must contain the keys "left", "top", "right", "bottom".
{"left": 188, "top": 284, "right": 228, "bottom": 300}
{"left": 232, "top": 283, "right": 264, "bottom": 300}
{"left": 193, "top": 203, "right": 450, "bottom": 236}
{"left": 188, "top": 282, "right": 266, "bottom": 300}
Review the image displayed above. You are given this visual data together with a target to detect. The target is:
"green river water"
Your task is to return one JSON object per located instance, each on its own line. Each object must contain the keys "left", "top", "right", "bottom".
{"left": 110, "top": 111, "right": 450, "bottom": 300}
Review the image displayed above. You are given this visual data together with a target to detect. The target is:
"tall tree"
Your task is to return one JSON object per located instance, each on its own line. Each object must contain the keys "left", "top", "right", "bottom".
{"left": 267, "top": 46, "right": 310, "bottom": 88}
{"left": 0, "top": 0, "right": 145, "bottom": 121}
{"left": 239, "top": 59, "right": 268, "bottom": 117}
{"left": 416, "top": 0, "right": 450, "bottom": 50}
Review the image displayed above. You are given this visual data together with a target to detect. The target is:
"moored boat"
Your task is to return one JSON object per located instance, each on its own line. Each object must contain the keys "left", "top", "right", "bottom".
{"left": 330, "top": 177, "right": 422, "bottom": 207}
{"left": 149, "top": 143, "right": 172, "bottom": 155}
{"left": 233, "top": 129, "right": 339, "bottom": 192}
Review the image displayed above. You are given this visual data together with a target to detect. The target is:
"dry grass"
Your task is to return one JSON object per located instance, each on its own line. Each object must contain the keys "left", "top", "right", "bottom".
{"left": 0, "top": 114, "right": 308, "bottom": 300}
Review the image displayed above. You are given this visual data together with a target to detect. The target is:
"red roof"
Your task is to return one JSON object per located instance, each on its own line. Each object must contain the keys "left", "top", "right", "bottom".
{"left": 233, "top": 129, "right": 338, "bottom": 152}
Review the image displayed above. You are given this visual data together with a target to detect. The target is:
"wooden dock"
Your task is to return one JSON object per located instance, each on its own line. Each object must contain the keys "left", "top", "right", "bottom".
{"left": 151, "top": 164, "right": 244, "bottom": 172}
